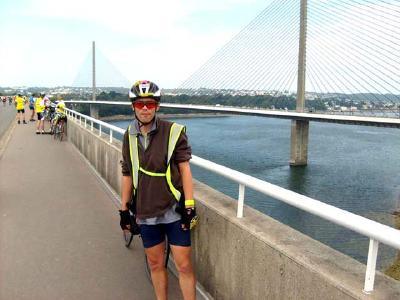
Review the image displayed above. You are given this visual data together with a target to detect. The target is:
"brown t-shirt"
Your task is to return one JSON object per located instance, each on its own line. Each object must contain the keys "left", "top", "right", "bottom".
{"left": 121, "top": 118, "right": 192, "bottom": 218}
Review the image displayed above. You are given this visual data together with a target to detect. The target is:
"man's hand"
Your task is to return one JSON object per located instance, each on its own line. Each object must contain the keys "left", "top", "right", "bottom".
{"left": 181, "top": 207, "right": 198, "bottom": 230}
{"left": 119, "top": 210, "right": 131, "bottom": 231}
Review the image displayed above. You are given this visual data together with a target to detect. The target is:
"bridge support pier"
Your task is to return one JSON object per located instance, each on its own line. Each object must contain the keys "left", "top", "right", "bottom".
{"left": 290, "top": 120, "right": 309, "bottom": 166}
{"left": 90, "top": 105, "right": 99, "bottom": 119}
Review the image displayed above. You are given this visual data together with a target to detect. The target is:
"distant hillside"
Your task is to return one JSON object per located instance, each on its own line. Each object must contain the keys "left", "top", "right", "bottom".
{"left": 319, "top": 93, "right": 400, "bottom": 103}
{"left": 72, "top": 91, "right": 325, "bottom": 117}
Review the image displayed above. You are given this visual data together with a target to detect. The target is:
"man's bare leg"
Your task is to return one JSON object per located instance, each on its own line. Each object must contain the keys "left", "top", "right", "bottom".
{"left": 145, "top": 241, "right": 168, "bottom": 300}
{"left": 171, "top": 245, "right": 196, "bottom": 300}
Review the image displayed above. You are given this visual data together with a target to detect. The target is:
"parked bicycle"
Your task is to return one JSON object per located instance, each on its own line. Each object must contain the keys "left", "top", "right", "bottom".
{"left": 53, "top": 118, "right": 66, "bottom": 141}
{"left": 44, "top": 106, "right": 55, "bottom": 123}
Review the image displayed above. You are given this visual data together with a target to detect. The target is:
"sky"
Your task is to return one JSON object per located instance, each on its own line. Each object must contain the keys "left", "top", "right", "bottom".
{"left": 0, "top": 0, "right": 272, "bottom": 88}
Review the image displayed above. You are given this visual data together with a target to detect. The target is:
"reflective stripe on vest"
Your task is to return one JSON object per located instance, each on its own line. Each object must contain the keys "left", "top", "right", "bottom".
{"left": 128, "top": 122, "right": 185, "bottom": 201}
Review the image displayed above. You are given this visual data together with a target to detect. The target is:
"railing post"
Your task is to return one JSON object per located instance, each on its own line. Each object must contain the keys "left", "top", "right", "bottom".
{"left": 91, "top": 121, "right": 93, "bottom": 131}
{"left": 79, "top": 115, "right": 82, "bottom": 125}
{"left": 363, "top": 238, "right": 379, "bottom": 294}
{"left": 109, "top": 130, "right": 113, "bottom": 143}
{"left": 237, "top": 184, "right": 245, "bottom": 218}
{"left": 84, "top": 118, "right": 87, "bottom": 128}
{"left": 99, "top": 125, "right": 102, "bottom": 137}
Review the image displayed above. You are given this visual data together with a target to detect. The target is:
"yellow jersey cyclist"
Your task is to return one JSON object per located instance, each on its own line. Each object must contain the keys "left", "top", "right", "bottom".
{"left": 15, "top": 94, "right": 27, "bottom": 124}
{"left": 35, "top": 94, "right": 46, "bottom": 134}
{"left": 51, "top": 99, "right": 67, "bottom": 133}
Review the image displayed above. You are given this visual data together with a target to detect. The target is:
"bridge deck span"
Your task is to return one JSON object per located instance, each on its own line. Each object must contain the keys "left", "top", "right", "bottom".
{"left": 66, "top": 100, "right": 400, "bottom": 128}
{"left": 0, "top": 121, "right": 183, "bottom": 299}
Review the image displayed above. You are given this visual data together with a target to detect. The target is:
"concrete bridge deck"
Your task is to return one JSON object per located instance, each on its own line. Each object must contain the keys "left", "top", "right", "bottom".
{"left": 0, "top": 120, "right": 183, "bottom": 299}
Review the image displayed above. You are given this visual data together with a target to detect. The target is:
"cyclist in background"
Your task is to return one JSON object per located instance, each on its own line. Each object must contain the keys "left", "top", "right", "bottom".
{"left": 43, "top": 94, "right": 50, "bottom": 108}
{"left": 120, "top": 80, "right": 197, "bottom": 300}
{"left": 35, "top": 94, "right": 45, "bottom": 134}
{"left": 15, "top": 94, "right": 27, "bottom": 124}
{"left": 28, "top": 94, "right": 36, "bottom": 121}
{"left": 42, "top": 94, "right": 56, "bottom": 128}
{"left": 52, "top": 98, "right": 67, "bottom": 134}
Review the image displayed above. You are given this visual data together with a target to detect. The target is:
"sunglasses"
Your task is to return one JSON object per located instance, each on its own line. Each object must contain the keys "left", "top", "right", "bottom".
{"left": 133, "top": 100, "right": 158, "bottom": 110}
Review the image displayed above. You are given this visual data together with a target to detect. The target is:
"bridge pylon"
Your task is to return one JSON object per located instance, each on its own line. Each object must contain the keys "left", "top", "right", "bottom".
{"left": 290, "top": 120, "right": 309, "bottom": 166}
{"left": 290, "top": 0, "right": 309, "bottom": 166}
{"left": 90, "top": 41, "right": 99, "bottom": 119}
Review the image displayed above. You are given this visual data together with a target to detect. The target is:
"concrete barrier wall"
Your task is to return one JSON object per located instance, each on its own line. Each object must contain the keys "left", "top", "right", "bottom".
{"left": 0, "top": 104, "right": 16, "bottom": 141}
{"left": 67, "top": 117, "right": 400, "bottom": 300}
{"left": 0, "top": 104, "right": 16, "bottom": 157}
{"left": 68, "top": 120, "right": 122, "bottom": 194}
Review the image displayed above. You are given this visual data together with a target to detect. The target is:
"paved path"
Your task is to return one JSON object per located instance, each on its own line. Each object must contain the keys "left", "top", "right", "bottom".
{"left": 0, "top": 120, "right": 183, "bottom": 299}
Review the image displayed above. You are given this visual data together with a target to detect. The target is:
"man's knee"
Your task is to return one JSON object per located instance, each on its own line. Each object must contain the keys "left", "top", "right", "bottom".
{"left": 175, "top": 259, "right": 193, "bottom": 274}
{"left": 147, "top": 255, "right": 165, "bottom": 272}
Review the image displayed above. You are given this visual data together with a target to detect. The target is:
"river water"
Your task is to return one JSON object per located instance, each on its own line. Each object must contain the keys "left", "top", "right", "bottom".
{"left": 111, "top": 115, "right": 400, "bottom": 269}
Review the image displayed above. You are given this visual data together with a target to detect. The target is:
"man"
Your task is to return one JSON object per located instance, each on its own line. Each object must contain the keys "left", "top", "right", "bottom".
{"left": 120, "top": 80, "right": 198, "bottom": 300}
{"left": 35, "top": 94, "right": 45, "bottom": 134}
{"left": 15, "top": 94, "right": 27, "bottom": 124}
{"left": 29, "top": 94, "right": 36, "bottom": 121}
{"left": 51, "top": 98, "right": 67, "bottom": 134}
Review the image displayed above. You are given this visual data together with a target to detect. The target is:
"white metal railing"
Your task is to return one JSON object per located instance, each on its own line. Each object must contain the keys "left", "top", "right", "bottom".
{"left": 65, "top": 107, "right": 400, "bottom": 294}
{"left": 66, "top": 108, "right": 125, "bottom": 143}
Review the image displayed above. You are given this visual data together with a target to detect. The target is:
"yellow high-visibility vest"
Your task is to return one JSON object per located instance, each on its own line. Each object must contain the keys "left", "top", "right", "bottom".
{"left": 56, "top": 101, "right": 66, "bottom": 114}
{"left": 15, "top": 96, "right": 25, "bottom": 110}
{"left": 128, "top": 122, "right": 185, "bottom": 201}
{"left": 35, "top": 97, "right": 45, "bottom": 113}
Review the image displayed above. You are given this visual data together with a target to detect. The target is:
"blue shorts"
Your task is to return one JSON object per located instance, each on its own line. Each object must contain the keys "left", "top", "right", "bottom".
{"left": 140, "top": 220, "right": 191, "bottom": 248}
{"left": 37, "top": 112, "right": 44, "bottom": 121}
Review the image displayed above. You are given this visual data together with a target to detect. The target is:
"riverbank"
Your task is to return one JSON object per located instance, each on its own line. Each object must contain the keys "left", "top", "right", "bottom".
{"left": 100, "top": 113, "right": 231, "bottom": 122}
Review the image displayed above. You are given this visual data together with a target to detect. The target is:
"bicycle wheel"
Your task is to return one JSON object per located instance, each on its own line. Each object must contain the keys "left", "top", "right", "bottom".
{"left": 50, "top": 123, "right": 55, "bottom": 136}
{"left": 123, "top": 230, "right": 134, "bottom": 248}
{"left": 59, "top": 120, "right": 65, "bottom": 141}
{"left": 165, "top": 243, "right": 171, "bottom": 268}
{"left": 54, "top": 124, "right": 60, "bottom": 140}
{"left": 144, "top": 253, "right": 152, "bottom": 281}
{"left": 53, "top": 124, "right": 58, "bottom": 140}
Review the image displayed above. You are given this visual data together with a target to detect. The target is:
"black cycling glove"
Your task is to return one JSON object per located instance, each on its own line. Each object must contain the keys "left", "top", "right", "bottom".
{"left": 119, "top": 209, "right": 141, "bottom": 235}
{"left": 181, "top": 207, "right": 198, "bottom": 230}
{"left": 119, "top": 210, "right": 131, "bottom": 231}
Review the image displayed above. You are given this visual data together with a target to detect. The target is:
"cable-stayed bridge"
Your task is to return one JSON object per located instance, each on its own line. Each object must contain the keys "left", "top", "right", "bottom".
{"left": 2, "top": 1, "right": 400, "bottom": 299}
{"left": 73, "top": 1, "right": 400, "bottom": 116}
{"left": 72, "top": 43, "right": 130, "bottom": 89}
{"left": 69, "top": 0, "right": 400, "bottom": 167}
